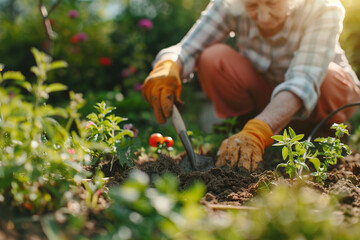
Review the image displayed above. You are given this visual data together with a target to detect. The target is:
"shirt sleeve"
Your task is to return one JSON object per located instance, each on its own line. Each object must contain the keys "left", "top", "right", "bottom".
{"left": 271, "top": 1, "right": 345, "bottom": 119}
{"left": 154, "top": 0, "right": 235, "bottom": 79}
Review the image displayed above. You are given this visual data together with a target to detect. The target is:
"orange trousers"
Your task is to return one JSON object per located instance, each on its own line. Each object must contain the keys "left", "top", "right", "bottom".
{"left": 196, "top": 44, "right": 360, "bottom": 132}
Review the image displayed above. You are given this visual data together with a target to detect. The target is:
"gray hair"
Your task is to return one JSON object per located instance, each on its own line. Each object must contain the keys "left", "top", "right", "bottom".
{"left": 223, "top": 0, "right": 303, "bottom": 16}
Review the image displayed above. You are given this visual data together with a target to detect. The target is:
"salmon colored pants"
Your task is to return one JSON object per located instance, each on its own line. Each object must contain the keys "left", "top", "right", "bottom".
{"left": 196, "top": 44, "right": 360, "bottom": 132}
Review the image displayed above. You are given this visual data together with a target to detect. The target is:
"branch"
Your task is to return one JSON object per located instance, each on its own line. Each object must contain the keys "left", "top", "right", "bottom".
{"left": 48, "top": 0, "right": 62, "bottom": 15}
{"left": 38, "top": 0, "right": 62, "bottom": 54}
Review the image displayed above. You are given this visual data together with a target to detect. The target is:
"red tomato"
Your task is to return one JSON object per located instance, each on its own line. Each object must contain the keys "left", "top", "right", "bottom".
{"left": 149, "top": 133, "right": 164, "bottom": 147}
{"left": 163, "top": 136, "right": 174, "bottom": 148}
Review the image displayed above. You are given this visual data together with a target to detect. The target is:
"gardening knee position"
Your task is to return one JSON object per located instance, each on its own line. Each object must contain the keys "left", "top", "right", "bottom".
{"left": 142, "top": 0, "right": 360, "bottom": 171}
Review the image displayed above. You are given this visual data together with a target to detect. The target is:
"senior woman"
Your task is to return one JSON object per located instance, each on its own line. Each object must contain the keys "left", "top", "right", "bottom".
{"left": 142, "top": 0, "right": 360, "bottom": 171}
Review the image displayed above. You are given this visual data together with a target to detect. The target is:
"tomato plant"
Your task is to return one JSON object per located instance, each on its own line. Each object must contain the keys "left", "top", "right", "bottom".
{"left": 149, "top": 133, "right": 175, "bottom": 155}
{"left": 149, "top": 133, "right": 164, "bottom": 147}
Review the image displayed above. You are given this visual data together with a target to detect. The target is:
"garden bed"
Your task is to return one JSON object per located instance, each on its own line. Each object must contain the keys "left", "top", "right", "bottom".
{"left": 2, "top": 148, "right": 360, "bottom": 239}
{"left": 96, "top": 147, "right": 360, "bottom": 219}
{"left": 136, "top": 151, "right": 360, "bottom": 219}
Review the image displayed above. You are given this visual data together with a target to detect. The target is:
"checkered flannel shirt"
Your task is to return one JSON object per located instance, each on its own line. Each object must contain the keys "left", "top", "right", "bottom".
{"left": 155, "top": 0, "right": 358, "bottom": 118}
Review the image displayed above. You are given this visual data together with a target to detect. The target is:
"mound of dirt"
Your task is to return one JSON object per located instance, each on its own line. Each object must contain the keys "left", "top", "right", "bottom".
{"left": 108, "top": 151, "right": 360, "bottom": 220}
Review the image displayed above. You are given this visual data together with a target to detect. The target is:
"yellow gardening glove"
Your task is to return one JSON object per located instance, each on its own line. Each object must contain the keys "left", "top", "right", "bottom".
{"left": 142, "top": 60, "right": 183, "bottom": 124}
{"left": 216, "top": 119, "right": 274, "bottom": 171}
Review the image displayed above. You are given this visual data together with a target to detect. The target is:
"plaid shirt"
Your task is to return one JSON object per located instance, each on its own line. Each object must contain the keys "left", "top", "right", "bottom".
{"left": 155, "top": 0, "right": 358, "bottom": 118}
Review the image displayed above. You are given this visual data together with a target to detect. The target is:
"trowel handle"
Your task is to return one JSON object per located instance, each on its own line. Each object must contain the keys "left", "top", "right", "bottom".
{"left": 171, "top": 105, "right": 187, "bottom": 134}
{"left": 171, "top": 105, "right": 196, "bottom": 168}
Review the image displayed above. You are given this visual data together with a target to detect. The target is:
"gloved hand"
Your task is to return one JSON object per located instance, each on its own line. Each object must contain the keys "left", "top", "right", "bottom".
{"left": 142, "top": 60, "right": 183, "bottom": 124}
{"left": 216, "top": 119, "right": 273, "bottom": 171}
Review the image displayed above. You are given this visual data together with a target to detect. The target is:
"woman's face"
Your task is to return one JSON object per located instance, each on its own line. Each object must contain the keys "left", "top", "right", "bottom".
{"left": 244, "top": 0, "right": 289, "bottom": 35}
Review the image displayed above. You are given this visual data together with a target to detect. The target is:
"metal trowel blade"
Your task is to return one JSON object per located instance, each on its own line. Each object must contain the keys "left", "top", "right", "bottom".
{"left": 180, "top": 154, "right": 215, "bottom": 172}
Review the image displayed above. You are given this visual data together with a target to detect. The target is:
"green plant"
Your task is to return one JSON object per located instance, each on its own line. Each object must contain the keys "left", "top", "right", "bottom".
{"left": 86, "top": 101, "right": 138, "bottom": 169}
{"left": 272, "top": 124, "right": 351, "bottom": 183}
{"left": 103, "top": 170, "right": 206, "bottom": 240}
{"left": 82, "top": 170, "right": 107, "bottom": 209}
{"left": 0, "top": 48, "right": 90, "bottom": 214}
{"left": 311, "top": 123, "right": 352, "bottom": 184}
{"left": 271, "top": 127, "right": 317, "bottom": 179}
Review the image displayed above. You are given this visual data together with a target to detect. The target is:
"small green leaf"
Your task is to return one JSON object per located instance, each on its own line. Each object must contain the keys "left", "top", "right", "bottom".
{"left": 50, "top": 107, "right": 69, "bottom": 118}
{"left": 271, "top": 135, "right": 284, "bottom": 142}
{"left": 309, "top": 157, "right": 321, "bottom": 171}
{"left": 288, "top": 127, "right": 296, "bottom": 138}
{"left": 291, "top": 134, "right": 304, "bottom": 143}
{"left": 49, "top": 60, "right": 68, "bottom": 71}
{"left": 45, "top": 83, "right": 68, "bottom": 93}
{"left": 272, "top": 142, "right": 285, "bottom": 146}
{"left": 30, "top": 66, "right": 40, "bottom": 76}
{"left": 282, "top": 146, "right": 289, "bottom": 160}
{"left": 87, "top": 113, "right": 99, "bottom": 123}
{"left": 328, "top": 157, "right": 338, "bottom": 165}
{"left": 115, "top": 138, "right": 139, "bottom": 167}
{"left": 114, "top": 130, "right": 134, "bottom": 140}
{"left": 303, "top": 141, "right": 315, "bottom": 147}
{"left": 297, "top": 161, "right": 309, "bottom": 172}
{"left": 3, "top": 71, "right": 25, "bottom": 81}
{"left": 15, "top": 81, "right": 32, "bottom": 92}
{"left": 107, "top": 114, "right": 126, "bottom": 124}
{"left": 283, "top": 129, "right": 288, "bottom": 139}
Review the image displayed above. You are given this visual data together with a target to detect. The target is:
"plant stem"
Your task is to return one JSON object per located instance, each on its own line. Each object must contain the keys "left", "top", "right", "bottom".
{"left": 288, "top": 143, "right": 294, "bottom": 166}
{"left": 65, "top": 118, "right": 74, "bottom": 132}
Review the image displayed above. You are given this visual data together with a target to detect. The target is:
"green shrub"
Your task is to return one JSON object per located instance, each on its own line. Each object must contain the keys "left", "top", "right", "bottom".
{"left": 0, "top": 48, "right": 89, "bottom": 215}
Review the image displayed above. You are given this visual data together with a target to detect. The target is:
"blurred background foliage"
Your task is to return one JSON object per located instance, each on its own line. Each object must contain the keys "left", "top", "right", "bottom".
{"left": 341, "top": 0, "right": 360, "bottom": 73}
{"left": 0, "top": 0, "right": 359, "bottom": 148}
{"left": 0, "top": 0, "right": 209, "bottom": 150}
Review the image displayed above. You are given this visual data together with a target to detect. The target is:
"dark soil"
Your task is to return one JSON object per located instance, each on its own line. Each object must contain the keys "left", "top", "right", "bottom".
{"left": 87, "top": 147, "right": 360, "bottom": 222}
{"left": 122, "top": 151, "right": 360, "bottom": 219}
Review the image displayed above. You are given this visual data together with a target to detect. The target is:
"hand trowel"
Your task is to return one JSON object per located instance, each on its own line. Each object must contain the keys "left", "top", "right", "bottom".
{"left": 171, "top": 105, "right": 215, "bottom": 172}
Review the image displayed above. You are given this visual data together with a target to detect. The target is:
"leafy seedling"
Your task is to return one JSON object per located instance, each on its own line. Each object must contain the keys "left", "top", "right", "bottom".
{"left": 311, "top": 123, "right": 352, "bottom": 184}
{"left": 272, "top": 127, "right": 318, "bottom": 179}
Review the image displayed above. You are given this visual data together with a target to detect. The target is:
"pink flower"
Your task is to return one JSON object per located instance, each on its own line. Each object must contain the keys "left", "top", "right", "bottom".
{"left": 98, "top": 57, "right": 112, "bottom": 67}
{"left": 86, "top": 121, "right": 97, "bottom": 129}
{"left": 134, "top": 83, "right": 142, "bottom": 91}
{"left": 138, "top": 19, "right": 153, "bottom": 30}
{"left": 76, "top": 32, "right": 88, "bottom": 41}
{"left": 67, "top": 149, "right": 76, "bottom": 154}
{"left": 67, "top": 148, "right": 76, "bottom": 161}
{"left": 68, "top": 10, "right": 79, "bottom": 19}
{"left": 71, "top": 32, "right": 88, "bottom": 44}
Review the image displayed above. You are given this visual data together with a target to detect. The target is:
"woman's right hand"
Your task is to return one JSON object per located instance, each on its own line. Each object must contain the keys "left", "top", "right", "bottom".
{"left": 142, "top": 60, "right": 183, "bottom": 124}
